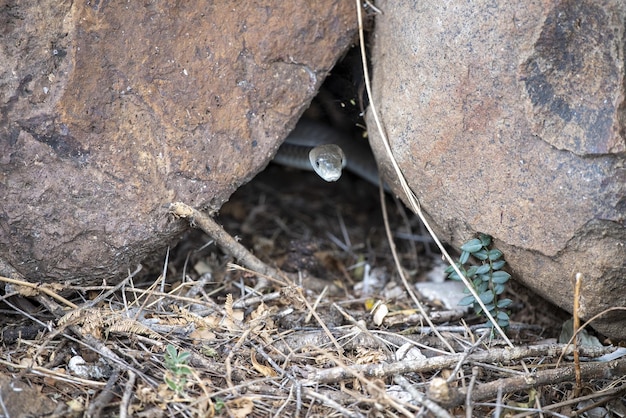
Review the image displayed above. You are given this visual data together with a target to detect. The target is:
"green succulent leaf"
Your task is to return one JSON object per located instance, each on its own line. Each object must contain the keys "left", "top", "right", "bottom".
{"left": 487, "top": 249, "right": 503, "bottom": 261}
{"left": 461, "top": 239, "right": 483, "bottom": 253}
{"left": 466, "top": 266, "right": 478, "bottom": 277}
{"left": 444, "top": 263, "right": 457, "bottom": 274}
{"left": 479, "top": 291, "right": 495, "bottom": 304}
{"left": 479, "top": 273, "right": 491, "bottom": 282}
{"left": 497, "top": 311, "right": 510, "bottom": 320}
{"left": 476, "top": 282, "right": 489, "bottom": 294}
{"left": 449, "top": 234, "right": 510, "bottom": 330}
{"left": 491, "top": 271, "right": 511, "bottom": 284}
{"left": 475, "top": 264, "right": 491, "bottom": 275}
{"left": 459, "top": 295, "right": 476, "bottom": 306}
{"left": 483, "top": 303, "right": 495, "bottom": 312}
{"left": 491, "top": 260, "right": 506, "bottom": 270}
{"left": 214, "top": 398, "right": 225, "bottom": 413}
{"left": 473, "top": 249, "right": 489, "bottom": 260}
{"left": 494, "top": 283, "right": 506, "bottom": 295}
{"left": 479, "top": 234, "right": 492, "bottom": 247}
{"left": 497, "top": 298, "right": 513, "bottom": 308}
{"left": 179, "top": 365, "right": 193, "bottom": 375}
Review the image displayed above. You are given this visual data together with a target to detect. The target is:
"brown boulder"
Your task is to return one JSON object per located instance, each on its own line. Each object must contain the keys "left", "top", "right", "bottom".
{"left": 0, "top": 1, "right": 356, "bottom": 284}
{"left": 367, "top": 1, "right": 626, "bottom": 338}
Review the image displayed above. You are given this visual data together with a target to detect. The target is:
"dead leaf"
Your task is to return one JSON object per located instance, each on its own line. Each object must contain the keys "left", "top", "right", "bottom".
{"left": 250, "top": 350, "right": 276, "bottom": 377}
{"left": 189, "top": 328, "right": 216, "bottom": 344}
{"left": 226, "top": 397, "right": 255, "bottom": 418}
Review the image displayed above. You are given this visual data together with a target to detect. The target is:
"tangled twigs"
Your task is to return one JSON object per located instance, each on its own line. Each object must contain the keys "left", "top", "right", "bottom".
{"left": 305, "top": 344, "right": 621, "bottom": 385}
{"left": 0, "top": 275, "right": 78, "bottom": 309}
{"left": 433, "top": 357, "right": 626, "bottom": 408}
{"left": 168, "top": 202, "right": 290, "bottom": 289}
{"left": 34, "top": 294, "right": 154, "bottom": 386}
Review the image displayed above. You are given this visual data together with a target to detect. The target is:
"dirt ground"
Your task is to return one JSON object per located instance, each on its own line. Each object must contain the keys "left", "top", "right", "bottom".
{"left": 1, "top": 159, "right": 625, "bottom": 417}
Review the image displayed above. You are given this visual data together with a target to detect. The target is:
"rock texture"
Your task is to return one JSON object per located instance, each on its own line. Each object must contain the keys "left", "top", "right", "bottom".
{"left": 367, "top": 0, "right": 626, "bottom": 338}
{"left": 0, "top": 1, "right": 356, "bottom": 285}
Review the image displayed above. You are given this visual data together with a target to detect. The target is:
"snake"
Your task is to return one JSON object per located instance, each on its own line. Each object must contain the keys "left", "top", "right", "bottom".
{"left": 274, "top": 119, "right": 381, "bottom": 187}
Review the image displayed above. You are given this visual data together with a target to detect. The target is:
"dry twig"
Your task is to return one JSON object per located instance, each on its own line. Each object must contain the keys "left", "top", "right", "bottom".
{"left": 305, "top": 344, "right": 619, "bottom": 385}
{"left": 435, "top": 357, "right": 626, "bottom": 408}
{"left": 355, "top": 0, "right": 510, "bottom": 345}
{"left": 168, "top": 202, "right": 290, "bottom": 289}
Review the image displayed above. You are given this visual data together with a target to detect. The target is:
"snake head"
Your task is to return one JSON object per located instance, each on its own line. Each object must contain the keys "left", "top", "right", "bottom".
{"left": 308, "top": 144, "right": 346, "bottom": 182}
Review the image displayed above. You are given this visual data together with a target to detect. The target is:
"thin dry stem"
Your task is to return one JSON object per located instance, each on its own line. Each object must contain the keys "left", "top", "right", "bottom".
{"left": 442, "top": 358, "right": 626, "bottom": 409}
{"left": 169, "top": 202, "right": 293, "bottom": 288}
{"left": 379, "top": 179, "right": 455, "bottom": 354}
{"left": 355, "top": 0, "right": 511, "bottom": 346}
{"left": 306, "top": 343, "right": 617, "bottom": 385}
{"left": 0, "top": 275, "right": 78, "bottom": 309}
{"left": 573, "top": 272, "right": 582, "bottom": 395}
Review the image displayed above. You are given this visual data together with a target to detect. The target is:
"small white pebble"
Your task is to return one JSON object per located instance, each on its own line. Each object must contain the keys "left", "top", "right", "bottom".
{"left": 68, "top": 355, "right": 111, "bottom": 379}
{"left": 396, "top": 342, "right": 425, "bottom": 361}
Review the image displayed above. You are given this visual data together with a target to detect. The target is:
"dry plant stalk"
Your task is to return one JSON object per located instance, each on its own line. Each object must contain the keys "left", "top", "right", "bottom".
{"left": 305, "top": 343, "right": 616, "bottom": 385}
{"left": 354, "top": 0, "right": 511, "bottom": 346}
{"left": 168, "top": 202, "right": 291, "bottom": 289}
{"left": 0, "top": 275, "right": 77, "bottom": 308}
{"left": 573, "top": 272, "right": 583, "bottom": 395}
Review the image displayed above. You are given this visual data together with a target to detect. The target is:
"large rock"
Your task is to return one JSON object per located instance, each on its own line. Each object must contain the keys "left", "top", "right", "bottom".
{"left": 367, "top": 1, "right": 626, "bottom": 338}
{"left": 0, "top": 1, "right": 357, "bottom": 285}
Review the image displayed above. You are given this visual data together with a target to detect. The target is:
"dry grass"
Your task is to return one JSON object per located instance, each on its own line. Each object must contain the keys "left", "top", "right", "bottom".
{"left": 1, "top": 166, "right": 624, "bottom": 417}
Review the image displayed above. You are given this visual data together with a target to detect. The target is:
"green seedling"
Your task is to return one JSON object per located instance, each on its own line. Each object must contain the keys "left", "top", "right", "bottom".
{"left": 164, "top": 344, "right": 192, "bottom": 395}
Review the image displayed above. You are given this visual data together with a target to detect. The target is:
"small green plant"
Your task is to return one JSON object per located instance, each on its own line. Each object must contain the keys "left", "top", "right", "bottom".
{"left": 445, "top": 233, "right": 512, "bottom": 328}
{"left": 164, "top": 344, "right": 192, "bottom": 395}
{"left": 213, "top": 397, "right": 225, "bottom": 413}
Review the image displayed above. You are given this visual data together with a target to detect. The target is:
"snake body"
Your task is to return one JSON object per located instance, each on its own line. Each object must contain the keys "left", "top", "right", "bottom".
{"left": 274, "top": 119, "right": 381, "bottom": 186}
